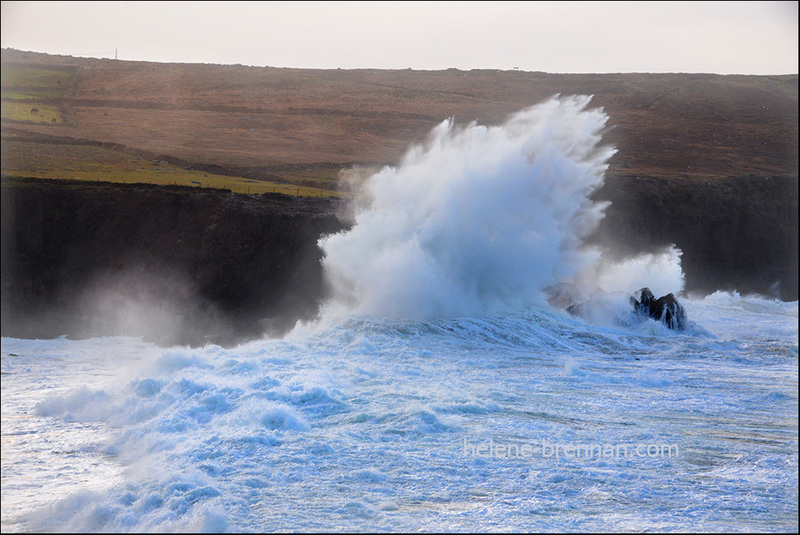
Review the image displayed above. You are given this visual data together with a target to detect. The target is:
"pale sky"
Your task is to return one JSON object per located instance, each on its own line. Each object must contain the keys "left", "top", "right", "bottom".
{"left": 1, "top": 1, "right": 797, "bottom": 74}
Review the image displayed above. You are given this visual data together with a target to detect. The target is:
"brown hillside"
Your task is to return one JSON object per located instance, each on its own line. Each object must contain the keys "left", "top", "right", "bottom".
{"left": 2, "top": 48, "right": 797, "bottom": 179}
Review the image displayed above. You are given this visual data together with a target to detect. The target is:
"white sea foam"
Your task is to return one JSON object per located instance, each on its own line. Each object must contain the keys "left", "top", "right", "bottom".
{"left": 318, "top": 95, "right": 616, "bottom": 324}
{"left": 2, "top": 296, "right": 797, "bottom": 532}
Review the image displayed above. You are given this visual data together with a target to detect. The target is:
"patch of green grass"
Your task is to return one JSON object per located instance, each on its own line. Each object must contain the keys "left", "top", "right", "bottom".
{"left": 1, "top": 91, "right": 40, "bottom": 100}
{"left": 1, "top": 157, "right": 340, "bottom": 197}
{"left": 1, "top": 64, "right": 74, "bottom": 124}
{"left": 1, "top": 89, "right": 67, "bottom": 100}
{"left": 1, "top": 101, "right": 63, "bottom": 124}
{"left": 0, "top": 65, "right": 74, "bottom": 97}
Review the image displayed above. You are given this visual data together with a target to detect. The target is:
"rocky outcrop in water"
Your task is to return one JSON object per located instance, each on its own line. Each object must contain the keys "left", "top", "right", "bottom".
{"left": 631, "top": 287, "right": 687, "bottom": 331}
{"left": 549, "top": 283, "right": 688, "bottom": 331}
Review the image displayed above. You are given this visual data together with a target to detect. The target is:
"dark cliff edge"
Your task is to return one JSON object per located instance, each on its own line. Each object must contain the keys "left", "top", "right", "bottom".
{"left": 1, "top": 178, "right": 347, "bottom": 346}
{"left": 1, "top": 173, "right": 797, "bottom": 347}
{"left": 591, "top": 174, "right": 798, "bottom": 302}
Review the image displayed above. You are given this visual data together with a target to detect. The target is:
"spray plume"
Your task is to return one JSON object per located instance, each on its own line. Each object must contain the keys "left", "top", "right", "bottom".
{"left": 315, "top": 95, "right": 683, "bottom": 325}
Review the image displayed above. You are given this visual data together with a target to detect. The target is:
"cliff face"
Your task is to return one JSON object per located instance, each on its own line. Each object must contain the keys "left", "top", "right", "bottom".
{"left": 2, "top": 171, "right": 796, "bottom": 347}
{"left": 593, "top": 174, "right": 798, "bottom": 301}
{"left": 1, "top": 179, "right": 346, "bottom": 346}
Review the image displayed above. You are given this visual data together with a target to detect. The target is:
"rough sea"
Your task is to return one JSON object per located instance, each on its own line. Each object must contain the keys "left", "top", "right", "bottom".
{"left": 2, "top": 95, "right": 797, "bottom": 532}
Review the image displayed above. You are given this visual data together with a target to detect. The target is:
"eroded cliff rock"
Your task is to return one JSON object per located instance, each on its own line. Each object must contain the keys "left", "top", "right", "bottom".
{"left": 1, "top": 178, "right": 346, "bottom": 346}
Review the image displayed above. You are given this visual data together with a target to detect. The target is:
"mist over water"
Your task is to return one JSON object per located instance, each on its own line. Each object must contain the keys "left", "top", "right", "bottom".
{"left": 318, "top": 95, "right": 682, "bottom": 326}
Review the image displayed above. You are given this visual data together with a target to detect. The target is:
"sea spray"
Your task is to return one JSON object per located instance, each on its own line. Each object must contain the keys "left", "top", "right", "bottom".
{"left": 319, "top": 95, "right": 617, "bottom": 322}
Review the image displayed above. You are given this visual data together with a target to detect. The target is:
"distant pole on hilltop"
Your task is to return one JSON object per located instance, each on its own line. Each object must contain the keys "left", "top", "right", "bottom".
{"left": 115, "top": 48, "right": 118, "bottom": 60}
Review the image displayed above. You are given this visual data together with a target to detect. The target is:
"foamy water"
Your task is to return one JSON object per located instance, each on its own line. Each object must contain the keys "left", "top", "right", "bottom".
{"left": 2, "top": 96, "right": 797, "bottom": 532}
{"left": 324, "top": 96, "right": 613, "bottom": 322}
{"left": 1, "top": 295, "right": 797, "bottom": 532}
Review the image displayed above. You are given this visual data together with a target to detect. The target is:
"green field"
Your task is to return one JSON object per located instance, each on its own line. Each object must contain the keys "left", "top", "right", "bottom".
{"left": 1, "top": 101, "right": 63, "bottom": 124}
{"left": 1, "top": 62, "right": 346, "bottom": 197}
{"left": 0, "top": 64, "right": 74, "bottom": 94}
{"left": 0, "top": 64, "right": 73, "bottom": 124}
{"left": 1, "top": 156, "right": 341, "bottom": 197}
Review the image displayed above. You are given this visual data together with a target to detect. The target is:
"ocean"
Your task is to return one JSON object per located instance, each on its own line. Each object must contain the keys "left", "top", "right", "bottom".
{"left": 2, "top": 293, "right": 798, "bottom": 532}
{"left": 2, "top": 95, "right": 797, "bottom": 532}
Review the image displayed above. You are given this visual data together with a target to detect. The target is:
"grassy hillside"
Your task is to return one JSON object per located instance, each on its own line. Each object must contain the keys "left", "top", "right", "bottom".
{"left": 1, "top": 48, "right": 797, "bottom": 197}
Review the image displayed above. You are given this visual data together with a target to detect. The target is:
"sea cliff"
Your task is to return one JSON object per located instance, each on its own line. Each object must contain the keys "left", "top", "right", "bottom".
{"left": 2, "top": 173, "right": 795, "bottom": 346}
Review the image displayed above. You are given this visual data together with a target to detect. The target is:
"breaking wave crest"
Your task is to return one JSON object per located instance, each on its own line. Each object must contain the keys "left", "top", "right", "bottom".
{"left": 316, "top": 95, "right": 684, "bottom": 328}
{"left": 319, "top": 95, "right": 615, "bottom": 323}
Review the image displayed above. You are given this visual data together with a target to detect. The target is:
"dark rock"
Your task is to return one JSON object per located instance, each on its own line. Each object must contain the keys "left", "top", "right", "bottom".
{"left": 632, "top": 287, "right": 687, "bottom": 330}
{"left": 0, "top": 178, "right": 349, "bottom": 346}
{"left": 557, "top": 284, "right": 688, "bottom": 331}
{"left": 565, "top": 302, "right": 584, "bottom": 318}
{"left": 654, "top": 293, "right": 687, "bottom": 330}
{"left": 633, "top": 287, "right": 656, "bottom": 314}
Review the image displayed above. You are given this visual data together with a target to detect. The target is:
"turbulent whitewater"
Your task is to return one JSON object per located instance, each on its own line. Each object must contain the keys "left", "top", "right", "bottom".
{"left": 320, "top": 94, "right": 618, "bottom": 323}
{"left": 1, "top": 96, "right": 797, "bottom": 532}
{"left": 2, "top": 295, "right": 797, "bottom": 532}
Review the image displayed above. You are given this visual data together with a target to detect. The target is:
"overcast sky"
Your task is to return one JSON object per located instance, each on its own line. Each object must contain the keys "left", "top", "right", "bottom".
{"left": 1, "top": 1, "right": 797, "bottom": 74}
